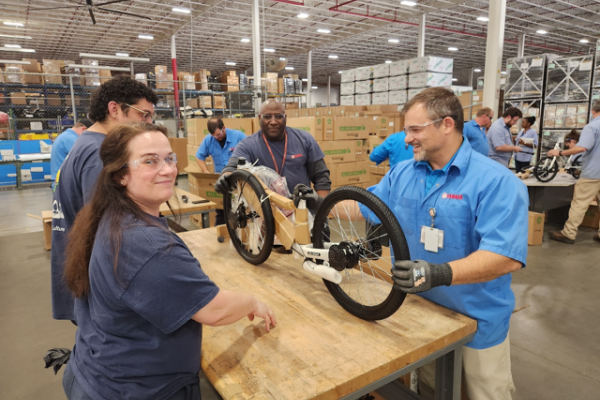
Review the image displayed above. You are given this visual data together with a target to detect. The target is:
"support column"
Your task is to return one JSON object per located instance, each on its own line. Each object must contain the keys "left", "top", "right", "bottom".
{"left": 130, "top": 61, "right": 134, "bottom": 78}
{"left": 327, "top": 75, "right": 331, "bottom": 106}
{"left": 517, "top": 34, "right": 525, "bottom": 58}
{"left": 171, "top": 35, "right": 180, "bottom": 118}
{"left": 468, "top": 67, "right": 474, "bottom": 89}
{"left": 251, "top": 0, "right": 262, "bottom": 115}
{"left": 307, "top": 51, "right": 312, "bottom": 108}
{"left": 417, "top": 14, "right": 426, "bottom": 57}
{"left": 482, "top": 0, "right": 507, "bottom": 115}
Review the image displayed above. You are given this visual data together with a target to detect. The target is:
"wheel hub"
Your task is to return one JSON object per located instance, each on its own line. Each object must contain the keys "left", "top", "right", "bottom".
{"left": 228, "top": 203, "right": 248, "bottom": 229}
{"left": 328, "top": 241, "right": 360, "bottom": 271}
{"left": 358, "top": 237, "right": 382, "bottom": 260}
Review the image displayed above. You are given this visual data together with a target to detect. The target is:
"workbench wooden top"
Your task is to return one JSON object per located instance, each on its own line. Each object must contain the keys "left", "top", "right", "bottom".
{"left": 159, "top": 188, "right": 217, "bottom": 216}
{"left": 179, "top": 229, "right": 477, "bottom": 400}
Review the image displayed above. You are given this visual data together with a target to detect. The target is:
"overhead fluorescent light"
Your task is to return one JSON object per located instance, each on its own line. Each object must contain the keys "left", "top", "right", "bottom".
{"left": 448, "top": 47, "right": 458, "bottom": 51}
{"left": 0, "top": 34, "right": 32, "bottom": 40}
{"left": 241, "top": 38, "right": 250, "bottom": 43}
{"left": 474, "top": 68, "right": 482, "bottom": 72}
{"left": 452, "top": 78, "right": 458, "bottom": 81}
{"left": 3, "top": 22, "right": 24, "bottom": 27}
{"left": 225, "top": 62, "right": 236, "bottom": 66}
{"left": 476, "top": 16, "right": 489, "bottom": 22}
{"left": 317, "top": 28, "right": 331, "bottom": 34}
{"left": 0, "top": 47, "right": 35, "bottom": 53}
{"left": 80, "top": 53, "right": 150, "bottom": 62}
{"left": 279, "top": 57, "right": 286, "bottom": 61}
{"left": 138, "top": 34, "right": 154, "bottom": 40}
{"left": 67, "top": 64, "right": 131, "bottom": 72}
{"left": 302, "top": 78, "right": 308, "bottom": 82}
{"left": 580, "top": 39, "right": 589, "bottom": 43}
{"left": 536, "top": 30, "right": 547, "bottom": 34}
{"left": 0, "top": 59, "right": 31, "bottom": 65}
{"left": 501, "top": 71, "right": 507, "bottom": 75}
{"left": 4, "top": 44, "right": 21, "bottom": 48}
{"left": 385, "top": 60, "right": 392, "bottom": 64}
{"left": 263, "top": 48, "right": 276, "bottom": 52}
{"left": 400, "top": 1, "right": 416, "bottom": 6}
{"left": 172, "top": 7, "right": 191, "bottom": 14}
{"left": 285, "top": 66, "right": 294, "bottom": 70}
{"left": 328, "top": 54, "right": 338, "bottom": 59}
{"left": 388, "top": 39, "right": 400, "bottom": 43}
{"left": 297, "top": 13, "right": 309, "bottom": 19}
{"left": 311, "top": 86, "right": 318, "bottom": 89}
{"left": 338, "top": 70, "right": 342, "bottom": 74}
{"left": 116, "top": 52, "right": 129, "bottom": 57}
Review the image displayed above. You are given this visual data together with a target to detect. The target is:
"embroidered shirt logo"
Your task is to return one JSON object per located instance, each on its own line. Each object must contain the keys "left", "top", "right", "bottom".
{"left": 442, "top": 193, "right": 463, "bottom": 200}
{"left": 291, "top": 154, "right": 303, "bottom": 159}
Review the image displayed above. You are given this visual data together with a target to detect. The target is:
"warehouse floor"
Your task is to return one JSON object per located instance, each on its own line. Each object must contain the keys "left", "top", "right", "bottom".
{"left": 1, "top": 181, "right": 599, "bottom": 400}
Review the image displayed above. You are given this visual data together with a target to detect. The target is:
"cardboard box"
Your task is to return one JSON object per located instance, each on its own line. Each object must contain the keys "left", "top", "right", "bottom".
{"left": 187, "top": 144, "right": 197, "bottom": 167}
{"left": 373, "top": 63, "right": 390, "bottom": 78}
{"left": 389, "top": 60, "right": 409, "bottom": 76}
{"left": 528, "top": 211, "right": 545, "bottom": 245}
{"left": 355, "top": 80, "right": 373, "bottom": 94}
{"left": 185, "top": 165, "right": 223, "bottom": 208}
{"left": 409, "top": 72, "right": 452, "bottom": 88}
{"left": 42, "top": 210, "right": 53, "bottom": 251}
{"left": 318, "top": 140, "right": 357, "bottom": 164}
{"left": 330, "top": 161, "right": 370, "bottom": 186}
{"left": 333, "top": 117, "right": 374, "bottom": 140}
{"left": 42, "top": 60, "right": 63, "bottom": 84}
{"left": 340, "top": 95, "right": 354, "bottom": 106}
{"left": 409, "top": 56, "right": 453, "bottom": 74}
{"left": 372, "top": 92, "right": 389, "bottom": 105}
{"left": 155, "top": 65, "right": 169, "bottom": 89}
{"left": 373, "top": 77, "right": 389, "bottom": 92}
{"left": 389, "top": 75, "right": 408, "bottom": 90}
{"left": 340, "top": 69, "right": 355, "bottom": 82}
{"left": 340, "top": 82, "right": 355, "bottom": 95}
{"left": 354, "top": 94, "right": 371, "bottom": 106}
{"left": 168, "top": 138, "right": 187, "bottom": 174}
{"left": 378, "top": 114, "right": 398, "bottom": 136}
{"left": 21, "top": 59, "right": 42, "bottom": 84}
{"left": 408, "top": 88, "right": 425, "bottom": 101}
{"left": 355, "top": 66, "right": 373, "bottom": 81}
{"left": 286, "top": 117, "right": 323, "bottom": 141}
{"left": 356, "top": 139, "right": 367, "bottom": 161}
{"left": 10, "top": 92, "right": 27, "bottom": 105}
{"left": 389, "top": 90, "right": 407, "bottom": 105}
{"left": 581, "top": 205, "right": 600, "bottom": 229}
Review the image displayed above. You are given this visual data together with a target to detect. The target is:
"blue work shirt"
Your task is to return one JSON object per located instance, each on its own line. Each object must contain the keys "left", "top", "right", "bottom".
{"left": 366, "top": 139, "right": 529, "bottom": 349}
{"left": 71, "top": 213, "right": 219, "bottom": 400}
{"left": 50, "top": 128, "right": 80, "bottom": 186}
{"left": 514, "top": 128, "right": 538, "bottom": 162}
{"left": 578, "top": 115, "right": 600, "bottom": 179}
{"left": 196, "top": 128, "right": 247, "bottom": 173}
{"left": 487, "top": 118, "right": 514, "bottom": 165}
{"left": 421, "top": 141, "right": 462, "bottom": 194}
{"left": 369, "top": 131, "right": 413, "bottom": 167}
{"left": 463, "top": 119, "right": 489, "bottom": 157}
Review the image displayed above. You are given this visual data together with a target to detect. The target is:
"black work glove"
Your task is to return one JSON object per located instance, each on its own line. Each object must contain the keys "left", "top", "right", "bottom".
{"left": 214, "top": 173, "right": 230, "bottom": 195}
{"left": 391, "top": 260, "right": 453, "bottom": 294}
{"left": 293, "top": 184, "right": 323, "bottom": 211}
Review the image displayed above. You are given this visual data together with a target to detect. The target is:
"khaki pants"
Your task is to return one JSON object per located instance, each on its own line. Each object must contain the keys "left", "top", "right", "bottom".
{"left": 562, "top": 178, "right": 600, "bottom": 240}
{"left": 419, "top": 335, "right": 515, "bottom": 400}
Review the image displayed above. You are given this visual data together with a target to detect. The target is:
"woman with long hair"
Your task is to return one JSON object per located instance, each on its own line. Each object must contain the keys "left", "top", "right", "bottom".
{"left": 62, "top": 123, "right": 276, "bottom": 400}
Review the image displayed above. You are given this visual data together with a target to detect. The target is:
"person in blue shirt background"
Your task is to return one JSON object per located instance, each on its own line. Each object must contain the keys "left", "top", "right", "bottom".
{"left": 368, "top": 130, "right": 413, "bottom": 167}
{"left": 196, "top": 117, "right": 247, "bottom": 225}
{"left": 462, "top": 107, "right": 493, "bottom": 156}
{"left": 50, "top": 119, "right": 92, "bottom": 187}
{"left": 368, "top": 88, "right": 527, "bottom": 399}
{"left": 487, "top": 107, "right": 523, "bottom": 166}
{"left": 513, "top": 116, "right": 539, "bottom": 173}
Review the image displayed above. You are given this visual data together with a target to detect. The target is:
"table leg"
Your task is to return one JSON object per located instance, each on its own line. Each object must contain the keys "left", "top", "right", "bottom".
{"left": 434, "top": 346, "right": 463, "bottom": 400}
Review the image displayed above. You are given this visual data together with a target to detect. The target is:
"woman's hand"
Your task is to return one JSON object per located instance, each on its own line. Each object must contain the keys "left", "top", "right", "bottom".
{"left": 248, "top": 300, "right": 277, "bottom": 332}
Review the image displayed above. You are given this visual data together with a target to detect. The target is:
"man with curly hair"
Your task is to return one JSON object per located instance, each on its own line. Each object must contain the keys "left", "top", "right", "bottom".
{"left": 51, "top": 76, "right": 158, "bottom": 322}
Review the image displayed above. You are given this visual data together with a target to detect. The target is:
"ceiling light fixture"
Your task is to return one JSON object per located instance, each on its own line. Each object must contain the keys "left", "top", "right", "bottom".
{"left": 3, "top": 22, "right": 24, "bottom": 27}
{"left": 452, "top": 78, "right": 458, "bottom": 81}
{"left": 328, "top": 54, "right": 338, "bottom": 59}
{"left": 385, "top": 60, "right": 392, "bottom": 64}
{"left": 4, "top": 44, "right": 21, "bottom": 48}
{"left": 0, "top": 34, "right": 32, "bottom": 40}
{"left": 279, "top": 57, "right": 286, "bottom": 61}
{"left": 302, "top": 78, "right": 308, "bottom": 82}
{"left": 0, "top": 47, "right": 35, "bottom": 53}
{"left": 580, "top": 39, "right": 589, "bottom": 43}
{"left": 138, "top": 34, "right": 154, "bottom": 40}
{"left": 115, "top": 52, "right": 129, "bottom": 57}
{"left": 311, "top": 86, "right": 318, "bottom": 89}
{"left": 80, "top": 53, "right": 150, "bottom": 62}
{"left": 263, "top": 48, "right": 275, "bottom": 52}
{"left": 476, "top": 16, "right": 489, "bottom": 22}
{"left": 338, "top": 70, "right": 342, "bottom": 74}
{"left": 317, "top": 28, "right": 330, "bottom": 33}
{"left": 285, "top": 67, "right": 294, "bottom": 71}
{"left": 172, "top": 7, "right": 191, "bottom": 14}
{"left": 240, "top": 38, "right": 250, "bottom": 43}
{"left": 501, "top": 71, "right": 507, "bottom": 75}
{"left": 388, "top": 39, "right": 400, "bottom": 43}
{"left": 297, "top": 13, "right": 309, "bottom": 19}
{"left": 0, "top": 59, "right": 31, "bottom": 65}
{"left": 448, "top": 47, "right": 458, "bottom": 51}
{"left": 225, "top": 62, "right": 236, "bottom": 66}
{"left": 474, "top": 68, "right": 482, "bottom": 72}
{"left": 400, "top": 1, "right": 416, "bottom": 6}
{"left": 66, "top": 64, "right": 131, "bottom": 72}
{"left": 536, "top": 30, "right": 547, "bottom": 34}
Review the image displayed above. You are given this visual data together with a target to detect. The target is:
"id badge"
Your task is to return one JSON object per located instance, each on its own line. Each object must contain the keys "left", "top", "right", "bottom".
{"left": 420, "top": 226, "right": 445, "bottom": 253}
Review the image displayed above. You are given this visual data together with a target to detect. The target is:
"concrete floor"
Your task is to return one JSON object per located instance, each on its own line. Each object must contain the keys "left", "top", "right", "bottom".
{"left": 0, "top": 179, "right": 599, "bottom": 399}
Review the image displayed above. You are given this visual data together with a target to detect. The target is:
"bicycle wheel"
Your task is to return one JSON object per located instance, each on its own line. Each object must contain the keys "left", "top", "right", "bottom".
{"left": 312, "top": 186, "right": 410, "bottom": 321}
{"left": 223, "top": 170, "right": 275, "bottom": 265}
{"left": 534, "top": 157, "right": 559, "bottom": 182}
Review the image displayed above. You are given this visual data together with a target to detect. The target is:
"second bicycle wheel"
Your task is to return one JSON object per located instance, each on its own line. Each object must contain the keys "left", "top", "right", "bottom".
{"left": 312, "top": 186, "right": 410, "bottom": 321}
{"left": 534, "top": 157, "right": 559, "bottom": 182}
{"left": 223, "top": 170, "right": 275, "bottom": 265}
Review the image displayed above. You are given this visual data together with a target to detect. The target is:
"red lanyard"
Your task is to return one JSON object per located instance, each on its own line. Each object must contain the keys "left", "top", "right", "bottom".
{"left": 261, "top": 130, "right": 287, "bottom": 175}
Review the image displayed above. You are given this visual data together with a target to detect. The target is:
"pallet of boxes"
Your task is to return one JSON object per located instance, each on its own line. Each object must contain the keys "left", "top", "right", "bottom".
{"left": 365, "top": 105, "right": 404, "bottom": 186}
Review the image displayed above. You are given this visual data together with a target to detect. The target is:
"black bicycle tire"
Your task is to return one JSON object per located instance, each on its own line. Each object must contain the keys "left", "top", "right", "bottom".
{"left": 312, "top": 186, "right": 410, "bottom": 321}
{"left": 223, "top": 170, "right": 275, "bottom": 265}
{"left": 534, "top": 157, "right": 559, "bottom": 182}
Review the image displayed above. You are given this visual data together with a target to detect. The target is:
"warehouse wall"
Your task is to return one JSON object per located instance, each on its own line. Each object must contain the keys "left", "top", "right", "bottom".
{"left": 303, "top": 84, "right": 340, "bottom": 107}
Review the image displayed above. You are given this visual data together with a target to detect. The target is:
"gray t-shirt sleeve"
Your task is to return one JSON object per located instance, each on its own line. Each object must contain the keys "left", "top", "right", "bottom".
{"left": 308, "top": 159, "right": 331, "bottom": 191}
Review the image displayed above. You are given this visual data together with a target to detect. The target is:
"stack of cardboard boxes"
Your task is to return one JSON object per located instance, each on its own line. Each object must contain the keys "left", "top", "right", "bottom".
{"left": 262, "top": 73, "right": 278, "bottom": 93}
{"left": 154, "top": 65, "right": 172, "bottom": 90}
{"left": 457, "top": 90, "right": 485, "bottom": 121}
{"left": 220, "top": 70, "right": 239, "bottom": 92}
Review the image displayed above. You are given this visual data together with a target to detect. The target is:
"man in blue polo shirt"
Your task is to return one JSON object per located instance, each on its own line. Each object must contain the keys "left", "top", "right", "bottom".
{"left": 369, "top": 131, "right": 413, "bottom": 167}
{"left": 371, "top": 88, "right": 528, "bottom": 399}
{"left": 195, "top": 117, "right": 247, "bottom": 225}
{"left": 50, "top": 119, "right": 92, "bottom": 187}
{"left": 487, "top": 107, "right": 523, "bottom": 166}
{"left": 463, "top": 107, "right": 493, "bottom": 156}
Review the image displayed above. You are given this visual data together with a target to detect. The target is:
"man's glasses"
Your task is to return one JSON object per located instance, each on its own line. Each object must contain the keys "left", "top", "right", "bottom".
{"left": 125, "top": 103, "right": 157, "bottom": 122}
{"left": 262, "top": 113, "right": 286, "bottom": 121}
{"left": 403, "top": 118, "right": 444, "bottom": 136}
{"left": 126, "top": 153, "right": 177, "bottom": 171}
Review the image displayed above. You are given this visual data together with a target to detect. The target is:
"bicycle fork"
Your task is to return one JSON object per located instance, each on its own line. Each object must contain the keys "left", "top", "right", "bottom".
{"left": 293, "top": 243, "right": 343, "bottom": 284}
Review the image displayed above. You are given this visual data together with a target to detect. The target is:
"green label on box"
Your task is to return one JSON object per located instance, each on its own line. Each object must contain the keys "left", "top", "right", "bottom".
{"left": 543, "top": 131, "right": 551, "bottom": 136}
{"left": 339, "top": 125, "right": 366, "bottom": 131}
{"left": 549, "top": 64, "right": 555, "bottom": 69}
{"left": 206, "top": 191, "right": 223, "bottom": 199}
{"left": 341, "top": 169, "right": 367, "bottom": 177}
{"left": 188, "top": 155, "right": 195, "bottom": 161}
{"left": 204, "top": 129, "right": 210, "bottom": 135}
{"left": 593, "top": 95, "right": 600, "bottom": 100}
{"left": 324, "top": 148, "right": 351, "bottom": 155}
{"left": 317, "top": 118, "right": 322, "bottom": 124}
{"left": 327, "top": 118, "right": 332, "bottom": 124}
{"left": 507, "top": 64, "right": 512, "bottom": 69}
{"left": 537, "top": 217, "right": 542, "bottom": 224}
{"left": 290, "top": 125, "right": 310, "bottom": 132}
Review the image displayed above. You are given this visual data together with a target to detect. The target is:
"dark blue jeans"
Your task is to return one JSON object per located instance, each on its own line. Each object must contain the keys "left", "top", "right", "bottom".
{"left": 63, "top": 362, "right": 202, "bottom": 400}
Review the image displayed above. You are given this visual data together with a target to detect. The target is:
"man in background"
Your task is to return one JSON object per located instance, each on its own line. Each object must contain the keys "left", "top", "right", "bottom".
{"left": 368, "top": 130, "right": 413, "bottom": 167}
{"left": 463, "top": 107, "right": 493, "bottom": 156}
{"left": 50, "top": 119, "right": 92, "bottom": 187}
{"left": 487, "top": 107, "right": 523, "bottom": 166}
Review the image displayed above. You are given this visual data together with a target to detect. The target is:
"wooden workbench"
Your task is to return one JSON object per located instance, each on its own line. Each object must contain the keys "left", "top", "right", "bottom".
{"left": 179, "top": 229, "right": 477, "bottom": 400}
{"left": 160, "top": 188, "right": 217, "bottom": 231}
